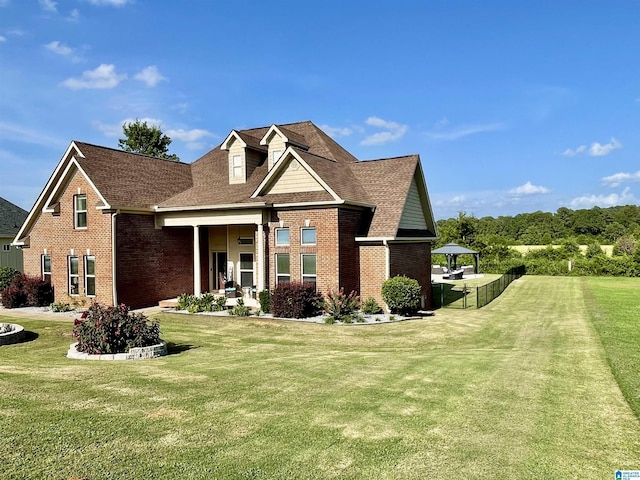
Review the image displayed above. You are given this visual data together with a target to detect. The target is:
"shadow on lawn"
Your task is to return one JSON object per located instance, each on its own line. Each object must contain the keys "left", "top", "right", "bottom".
{"left": 22, "top": 331, "right": 39, "bottom": 343}
{"left": 166, "top": 342, "right": 199, "bottom": 355}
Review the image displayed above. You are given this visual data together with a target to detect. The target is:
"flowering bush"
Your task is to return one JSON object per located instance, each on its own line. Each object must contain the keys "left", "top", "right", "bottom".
{"left": 323, "top": 288, "right": 360, "bottom": 323}
{"left": 73, "top": 303, "right": 160, "bottom": 354}
{"left": 271, "top": 282, "right": 323, "bottom": 318}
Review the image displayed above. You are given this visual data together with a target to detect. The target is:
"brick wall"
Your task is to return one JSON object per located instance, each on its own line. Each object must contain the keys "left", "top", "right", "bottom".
{"left": 115, "top": 214, "right": 193, "bottom": 309}
{"left": 337, "top": 208, "right": 363, "bottom": 294}
{"left": 23, "top": 171, "right": 114, "bottom": 306}
{"left": 389, "top": 242, "right": 432, "bottom": 308}
{"left": 359, "top": 243, "right": 387, "bottom": 309}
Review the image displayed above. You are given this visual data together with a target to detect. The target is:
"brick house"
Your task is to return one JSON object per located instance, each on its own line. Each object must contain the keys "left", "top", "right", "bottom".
{"left": 13, "top": 121, "right": 438, "bottom": 309}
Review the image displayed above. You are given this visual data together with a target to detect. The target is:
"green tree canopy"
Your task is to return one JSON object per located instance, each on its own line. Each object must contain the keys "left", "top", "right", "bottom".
{"left": 118, "top": 119, "right": 179, "bottom": 161}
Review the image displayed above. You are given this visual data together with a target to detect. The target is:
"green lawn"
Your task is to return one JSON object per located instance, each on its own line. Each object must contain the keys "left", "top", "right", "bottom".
{"left": 1, "top": 276, "right": 639, "bottom": 479}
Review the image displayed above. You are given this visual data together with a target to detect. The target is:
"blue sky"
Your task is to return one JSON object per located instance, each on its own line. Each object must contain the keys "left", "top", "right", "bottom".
{"left": 1, "top": 0, "right": 639, "bottom": 220}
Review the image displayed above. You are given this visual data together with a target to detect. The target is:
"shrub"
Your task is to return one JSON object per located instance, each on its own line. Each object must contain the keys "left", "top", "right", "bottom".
{"left": 271, "top": 282, "right": 323, "bottom": 318}
{"left": 258, "top": 289, "right": 271, "bottom": 314}
{"left": 0, "top": 267, "right": 20, "bottom": 290}
{"left": 176, "top": 293, "right": 226, "bottom": 313}
{"left": 323, "top": 288, "right": 360, "bottom": 323}
{"left": 73, "top": 303, "right": 160, "bottom": 354}
{"left": 361, "top": 296, "right": 383, "bottom": 315}
{"left": 381, "top": 275, "right": 421, "bottom": 315}
{"left": 0, "top": 274, "right": 53, "bottom": 308}
{"left": 51, "top": 301, "right": 73, "bottom": 312}
{"left": 230, "top": 298, "right": 251, "bottom": 317}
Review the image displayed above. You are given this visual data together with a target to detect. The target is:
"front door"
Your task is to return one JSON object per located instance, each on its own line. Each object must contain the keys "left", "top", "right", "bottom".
{"left": 211, "top": 251, "right": 228, "bottom": 290}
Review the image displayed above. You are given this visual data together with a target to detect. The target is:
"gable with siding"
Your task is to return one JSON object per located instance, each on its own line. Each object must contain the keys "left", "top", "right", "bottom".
{"left": 398, "top": 176, "right": 428, "bottom": 230}
{"left": 263, "top": 157, "right": 325, "bottom": 195}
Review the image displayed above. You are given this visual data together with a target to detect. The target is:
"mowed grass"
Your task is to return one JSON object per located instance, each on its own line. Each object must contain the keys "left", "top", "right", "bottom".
{"left": 1, "top": 276, "right": 639, "bottom": 479}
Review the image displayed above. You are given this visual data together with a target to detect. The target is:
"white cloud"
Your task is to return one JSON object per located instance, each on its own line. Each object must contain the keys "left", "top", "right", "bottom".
{"left": 425, "top": 122, "right": 503, "bottom": 141}
{"left": 67, "top": 9, "right": 80, "bottom": 22}
{"left": 134, "top": 66, "right": 166, "bottom": 87}
{"left": 360, "top": 116, "right": 408, "bottom": 146}
{"left": 94, "top": 117, "right": 163, "bottom": 137}
{"left": 85, "top": 0, "right": 133, "bottom": 6}
{"left": 589, "top": 137, "right": 621, "bottom": 156}
{"left": 434, "top": 116, "right": 449, "bottom": 128}
{"left": 44, "top": 41, "right": 83, "bottom": 62}
{"left": 61, "top": 64, "right": 126, "bottom": 89}
{"left": 509, "top": 181, "right": 550, "bottom": 196}
{"left": 569, "top": 187, "right": 637, "bottom": 209}
{"left": 0, "top": 35, "right": 5, "bottom": 42}
{"left": 319, "top": 124, "right": 353, "bottom": 138}
{"left": 165, "top": 128, "right": 212, "bottom": 143}
{"left": 562, "top": 145, "right": 586, "bottom": 157}
{"left": 39, "top": 0, "right": 57, "bottom": 12}
{"left": 601, "top": 170, "right": 640, "bottom": 188}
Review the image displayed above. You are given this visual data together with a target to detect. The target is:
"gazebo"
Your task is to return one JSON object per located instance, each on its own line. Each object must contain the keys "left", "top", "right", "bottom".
{"left": 431, "top": 242, "right": 480, "bottom": 274}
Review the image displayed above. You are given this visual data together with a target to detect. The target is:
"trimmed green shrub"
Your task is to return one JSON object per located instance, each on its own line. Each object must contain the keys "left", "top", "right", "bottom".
{"left": 0, "top": 274, "right": 53, "bottom": 308}
{"left": 73, "top": 303, "right": 160, "bottom": 354}
{"left": 258, "top": 289, "right": 271, "bottom": 314}
{"left": 381, "top": 275, "right": 421, "bottom": 315}
{"left": 51, "top": 301, "right": 73, "bottom": 312}
{"left": 271, "top": 282, "right": 323, "bottom": 318}
{"left": 361, "top": 296, "right": 383, "bottom": 315}
{"left": 230, "top": 298, "right": 251, "bottom": 317}
{"left": 0, "top": 267, "right": 20, "bottom": 290}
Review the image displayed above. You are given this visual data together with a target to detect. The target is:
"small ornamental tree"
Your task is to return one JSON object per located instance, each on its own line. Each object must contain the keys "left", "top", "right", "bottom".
{"left": 73, "top": 303, "right": 161, "bottom": 354}
{"left": 381, "top": 275, "right": 422, "bottom": 315}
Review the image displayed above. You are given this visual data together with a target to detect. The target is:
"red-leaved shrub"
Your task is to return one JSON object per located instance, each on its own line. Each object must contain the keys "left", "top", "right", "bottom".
{"left": 0, "top": 274, "right": 53, "bottom": 308}
{"left": 271, "top": 282, "right": 323, "bottom": 318}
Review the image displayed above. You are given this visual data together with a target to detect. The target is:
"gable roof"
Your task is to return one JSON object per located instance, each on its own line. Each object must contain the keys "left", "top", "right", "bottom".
{"left": 0, "top": 197, "right": 28, "bottom": 237}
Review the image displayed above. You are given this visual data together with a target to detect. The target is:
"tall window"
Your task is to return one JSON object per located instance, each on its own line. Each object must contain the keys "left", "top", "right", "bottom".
{"left": 74, "top": 194, "right": 87, "bottom": 229}
{"left": 68, "top": 255, "right": 79, "bottom": 295}
{"left": 84, "top": 256, "right": 96, "bottom": 296}
{"left": 301, "top": 227, "right": 316, "bottom": 245}
{"left": 301, "top": 254, "right": 316, "bottom": 284}
{"left": 239, "top": 253, "right": 254, "bottom": 288}
{"left": 42, "top": 254, "right": 51, "bottom": 283}
{"left": 232, "top": 155, "right": 242, "bottom": 178}
{"left": 275, "top": 228, "right": 290, "bottom": 246}
{"left": 276, "top": 254, "right": 290, "bottom": 284}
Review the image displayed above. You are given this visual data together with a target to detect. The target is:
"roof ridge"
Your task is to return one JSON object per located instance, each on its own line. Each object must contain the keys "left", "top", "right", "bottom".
{"left": 73, "top": 141, "right": 190, "bottom": 164}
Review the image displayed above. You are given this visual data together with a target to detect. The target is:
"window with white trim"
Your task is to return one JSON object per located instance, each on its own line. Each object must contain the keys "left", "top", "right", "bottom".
{"left": 68, "top": 255, "right": 79, "bottom": 295}
{"left": 84, "top": 255, "right": 96, "bottom": 296}
{"left": 276, "top": 254, "right": 290, "bottom": 284}
{"left": 275, "top": 228, "right": 290, "bottom": 246}
{"left": 301, "top": 227, "right": 316, "bottom": 245}
{"left": 42, "top": 254, "right": 51, "bottom": 283}
{"left": 301, "top": 254, "right": 316, "bottom": 284}
{"left": 239, "top": 253, "right": 254, "bottom": 288}
{"left": 232, "top": 155, "right": 242, "bottom": 178}
{"left": 272, "top": 150, "right": 283, "bottom": 164}
{"left": 74, "top": 194, "right": 87, "bottom": 229}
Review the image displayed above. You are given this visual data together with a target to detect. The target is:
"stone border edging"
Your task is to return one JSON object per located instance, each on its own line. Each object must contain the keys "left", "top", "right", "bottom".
{"left": 66, "top": 341, "right": 168, "bottom": 360}
{"left": 0, "top": 324, "right": 25, "bottom": 345}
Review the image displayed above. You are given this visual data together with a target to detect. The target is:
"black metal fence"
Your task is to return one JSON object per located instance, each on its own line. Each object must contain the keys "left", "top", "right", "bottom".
{"left": 431, "top": 265, "right": 525, "bottom": 309}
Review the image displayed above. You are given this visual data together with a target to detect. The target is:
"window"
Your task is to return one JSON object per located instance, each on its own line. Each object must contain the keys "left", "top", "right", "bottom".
{"left": 276, "top": 254, "right": 290, "bottom": 284}
{"left": 84, "top": 256, "right": 96, "bottom": 296}
{"left": 272, "top": 150, "right": 283, "bottom": 164}
{"left": 239, "top": 253, "right": 254, "bottom": 288}
{"left": 301, "top": 227, "right": 316, "bottom": 245}
{"left": 301, "top": 254, "right": 316, "bottom": 284}
{"left": 2, "top": 244, "right": 10, "bottom": 252}
{"left": 74, "top": 194, "right": 87, "bottom": 229}
{"left": 42, "top": 254, "right": 51, "bottom": 283}
{"left": 68, "top": 255, "right": 79, "bottom": 295}
{"left": 275, "top": 228, "right": 290, "bottom": 246}
{"left": 237, "top": 237, "right": 254, "bottom": 245}
{"left": 232, "top": 155, "right": 242, "bottom": 178}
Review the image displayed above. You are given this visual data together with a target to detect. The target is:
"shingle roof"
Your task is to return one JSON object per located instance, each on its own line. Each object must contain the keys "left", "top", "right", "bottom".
{"left": 0, "top": 197, "right": 28, "bottom": 236}
{"left": 73, "top": 142, "right": 193, "bottom": 209}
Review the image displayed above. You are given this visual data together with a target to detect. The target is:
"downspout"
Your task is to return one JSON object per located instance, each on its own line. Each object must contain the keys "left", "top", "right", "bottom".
{"left": 383, "top": 239, "right": 390, "bottom": 280}
{"left": 111, "top": 210, "right": 119, "bottom": 306}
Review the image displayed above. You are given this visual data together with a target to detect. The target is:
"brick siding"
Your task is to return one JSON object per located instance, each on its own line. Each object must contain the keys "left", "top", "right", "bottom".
{"left": 389, "top": 242, "right": 432, "bottom": 309}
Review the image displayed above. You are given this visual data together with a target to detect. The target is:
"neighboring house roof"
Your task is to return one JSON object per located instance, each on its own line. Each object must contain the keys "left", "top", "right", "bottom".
{"left": 432, "top": 243, "right": 478, "bottom": 255}
{"left": 15, "top": 120, "right": 438, "bottom": 243}
{"left": 0, "top": 197, "right": 28, "bottom": 237}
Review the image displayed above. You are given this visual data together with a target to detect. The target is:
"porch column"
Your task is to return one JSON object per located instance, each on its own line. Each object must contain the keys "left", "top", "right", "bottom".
{"left": 193, "top": 225, "right": 201, "bottom": 296}
{"left": 257, "top": 223, "right": 265, "bottom": 291}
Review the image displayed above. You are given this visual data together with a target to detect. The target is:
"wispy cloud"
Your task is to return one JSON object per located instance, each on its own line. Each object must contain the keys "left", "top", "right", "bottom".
{"left": 44, "top": 41, "right": 83, "bottom": 62}
{"left": 94, "top": 117, "right": 163, "bottom": 137}
{"left": 0, "top": 121, "right": 66, "bottom": 148}
{"left": 85, "top": 0, "right": 133, "bottom": 6}
{"left": 602, "top": 170, "right": 640, "bottom": 188}
{"left": 166, "top": 128, "right": 213, "bottom": 143}
{"left": 509, "top": 181, "right": 550, "bottom": 196}
{"left": 563, "top": 137, "right": 621, "bottom": 157}
{"left": 0, "top": 35, "right": 5, "bottom": 42}
{"left": 67, "top": 9, "right": 80, "bottom": 22}
{"left": 94, "top": 119, "right": 213, "bottom": 150}
{"left": 39, "top": 0, "right": 57, "bottom": 12}
{"left": 425, "top": 122, "right": 503, "bottom": 141}
{"left": 569, "top": 187, "right": 637, "bottom": 209}
{"left": 61, "top": 64, "right": 126, "bottom": 89}
{"left": 360, "top": 116, "right": 408, "bottom": 146}
{"left": 134, "top": 66, "right": 166, "bottom": 87}
{"left": 319, "top": 124, "right": 353, "bottom": 139}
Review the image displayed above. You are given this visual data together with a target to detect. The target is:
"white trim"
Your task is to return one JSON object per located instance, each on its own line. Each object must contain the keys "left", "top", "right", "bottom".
{"left": 220, "top": 130, "right": 247, "bottom": 151}
{"left": 84, "top": 255, "right": 96, "bottom": 297}
{"left": 301, "top": 253, "right": 317, "bottom": 284}
{"left": 193, "top": 226, "right": 201, "bottom": 296}
{"left": 43, "top": 157, "right": 110, "bottom": 213}
{"left": 257, "top": 223, "right": 264, "bottom": 291}
{"left": 259, "top": 124, "right": 308, "bottom": 148}
{"left": 111, "top": 211, "right": 119, "bottom": 306}
{"left": 154, "top": 202, "right": 268, "bottom": 213}
{"left": 355, "top": 236, "right": 438, "bottom": 242}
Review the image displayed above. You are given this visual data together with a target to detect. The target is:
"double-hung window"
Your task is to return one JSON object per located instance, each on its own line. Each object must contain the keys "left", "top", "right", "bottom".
{"left": 275, "top": 228, "right": 290, "bottom": 246}
{"left": 232, "top": 155, "right": 242, "bottom": 178}
{"left": 74, "top": 194, "right": 87, "bottom": 229}
{"left": 42, "top": 254, "right": 51, "bottom": 283}
{"left": 276, "top": 254, "right": 290, "bottom": 284}
{"left": 301, "top": 227, "right": 316, "bottom": 245}
{"left": 68, "top": 255, "right": 79, "bottom": 295}
{"left": 301, "top": 254, "right": 316, "bottom": 284}
{"left": 84, "top": 256, "right": 96, "bottom": 296}
{"left": 239, "top": 253, "right": 254, "bottom": 288}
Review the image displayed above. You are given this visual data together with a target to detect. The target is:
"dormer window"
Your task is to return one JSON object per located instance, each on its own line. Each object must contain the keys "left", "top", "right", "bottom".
{"left": 74, "top": 194, "right": 87, "bottom": 229}
{"left": 272, "top": 150, "right": 283, "bottom": 165}
{"left": 221, "top": 130, "right": 264, "bottom": 185}
{"left": 232, "top": 155, "right": 242, "bottom": 178}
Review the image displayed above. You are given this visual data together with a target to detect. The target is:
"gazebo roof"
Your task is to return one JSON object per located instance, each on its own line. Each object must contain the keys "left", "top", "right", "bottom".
{"left": 431, "top": 242, "right": 478, "bottom": 255}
